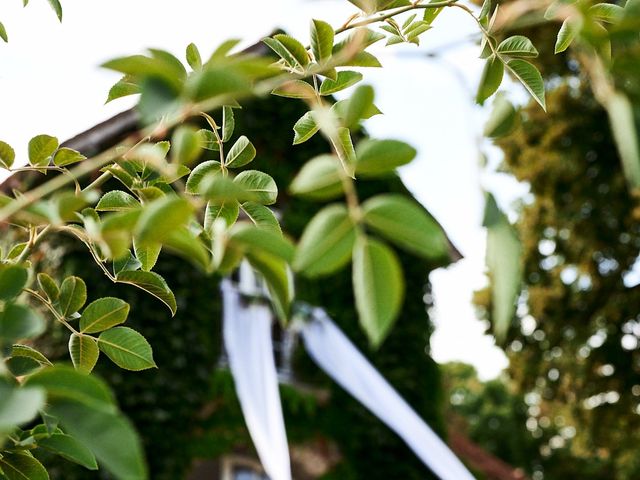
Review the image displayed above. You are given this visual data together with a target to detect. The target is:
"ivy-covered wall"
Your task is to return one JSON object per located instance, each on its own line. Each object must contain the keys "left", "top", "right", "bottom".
{"left": 43, "top": 96, "right": 452, "bottom": 479}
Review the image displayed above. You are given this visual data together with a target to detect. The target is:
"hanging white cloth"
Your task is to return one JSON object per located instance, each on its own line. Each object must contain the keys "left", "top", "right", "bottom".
{"left": 301, "top": 308, "right": 476, "bottom": 480}
{"left": 221, "top": 280, "right": 292, "bottom": 480}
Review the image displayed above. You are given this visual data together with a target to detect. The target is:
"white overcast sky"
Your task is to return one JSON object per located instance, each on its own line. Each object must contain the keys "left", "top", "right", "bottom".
{"left": 0, "top": 0, "right": 530, "bottom": 379}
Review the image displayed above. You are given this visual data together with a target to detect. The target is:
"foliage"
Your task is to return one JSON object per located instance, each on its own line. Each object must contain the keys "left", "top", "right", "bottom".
{"left": 0, "top": 0, "right": 553, "bottom": 478}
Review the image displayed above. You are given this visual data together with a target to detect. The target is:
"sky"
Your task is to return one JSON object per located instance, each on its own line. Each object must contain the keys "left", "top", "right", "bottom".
{"left": 0, "top": 0, "right": 527, "bottom": 379}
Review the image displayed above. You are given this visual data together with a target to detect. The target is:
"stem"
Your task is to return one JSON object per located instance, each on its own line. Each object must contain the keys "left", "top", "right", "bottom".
{"left": 15, "top": 225, "right": 51, "bottom": 264}
{"left": 24, "top": 288, "right": 79, "bottom": 335}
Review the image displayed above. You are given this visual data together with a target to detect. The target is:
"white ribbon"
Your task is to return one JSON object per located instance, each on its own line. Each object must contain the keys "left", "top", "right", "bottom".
{"left": 301, "top": 308, "right": 475, "bottom": 480}
{"left": 221, "top": 280, "right": 292, "bottom": 480}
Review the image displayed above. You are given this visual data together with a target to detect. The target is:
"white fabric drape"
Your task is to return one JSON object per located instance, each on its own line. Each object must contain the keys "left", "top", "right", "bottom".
{"left": 301, "top": 308, "right": 476, "bottom": 480}
{"left": 221, "top": 280, "right": 292, "bottom": 480}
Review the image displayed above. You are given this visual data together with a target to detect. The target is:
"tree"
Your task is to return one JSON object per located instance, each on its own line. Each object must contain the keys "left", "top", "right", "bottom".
{"left": 0, "top": 0, "right": 611, "bottom": 478}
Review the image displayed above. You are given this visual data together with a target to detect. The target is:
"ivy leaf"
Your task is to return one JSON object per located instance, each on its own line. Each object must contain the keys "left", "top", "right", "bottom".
{"left": 0, "top": 140, "right": 15, "bottom": 168}
{"left": 135, "top": 196, "right": 194, "bottom": 244}
{"left": 289, "top": 154, "right": 343, "bottom": 200}
{"left": 185, "top": 42, "right": 202, "bottom": 70}
{"left": 506, "top": 59, "right": 546, "bottom": 110}
{"left": 0, "top": 452, "right": 49, "bottom": 480}
{"left": 80, "top": 297, "right": 130, "bottom": 334}
{"left": 362, "top": 194, "right": 449, "bottom": 259}
{"left": 293, "top": 204, "right": 356, "bottom": 277}
{"left": 0, "top": 264, "right": 28, "bottom": 301}
{"left": 555, "top": 17, "right": 581, "bottom": 53}
{"left": 353, "top": 237, "right": 404, "bottom": 347}
{"left": 47, "top": 0, "right": 63, "bottom": 21}
{"left": 293, "top": 111, "right": 319, "bottom": 145}
{"left": 311, "top": 19, "right": 334, "bottom": 61}
{"left": 96, "top": 191, "right": 140, "bottom": 212}
{"left": 28, "top": 134, "right": 59, "bottom": 167}
{"left": 484, "top": 194, "right": 521, "bottom": 341}
{"left": 320, "top": 71, "right": 363, "bottom": 95}
{"left": 497, "top": 35, "right": 538, "bottom": 57}
{"left": 58, "top": 276, "right": 87, "bottom": 317}
{"left": 68, "top": 334, "right": 100, "bottom": 374}
{"left": 53, "top": 147, "right": 86, "bottom": 167}
{"left": 355, "top": 138, "right": 416, "bottom": 176}
{"left": 233, "top": 170, "right": 278, "bottom": 205}
{"left": 38, "top": 433, "right": 98, "bottom": 470}
{"left": 240, "top": 202, "right": 281, "bottom": 234}
{"left": 98, "top": 327, "right": 156, "bottom": 371}
{"left": 476, "top": 54, "right": 504, "bottom": 105}
{"left": 225, "top": 135, "right": 256, "bottom": 168}
{"left": 116, "top": 270, "right": 177, "bottom": 316}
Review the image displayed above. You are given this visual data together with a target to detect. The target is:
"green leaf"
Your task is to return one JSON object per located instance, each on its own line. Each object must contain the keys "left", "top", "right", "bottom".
{"left": 273, "top": 33, "right": 310, "bottom": 67}
{"left": 202, "top": 175, "right": 248, "bottom": 202}
{"left": 47, "top": 0, "right": 62, "bottom": 21}
{"left": 555, "top": 16, "right": 581, "bottom": 53}
{"left": 606, "top": 92, "right": 640, "bottom": 189}
{"left": 484, "top": 94, "right": 518, "bottom": 138}
{"left": 204, "top": 200, "right": 239, "bottom": 231}
{"left": 37, "top": 273, "right": 59, "bottom": 302}
{"left": 355, "top": 138, "right": 416, "bottom": 176}
{"left": 113, "top": 250, "right": 142, "bottom": 276}
{"left": 38, "top": 433, "right": 98, "bottom": 470}
{"left": 11, "top": 344, "right": 52, "bottom": 366}
{"left": 6, "top": 355, "right": 42, "bottom": 376}
{"left": 476, "top": 55, "right": 504, "bottom": 105}
{"left": 163, "top": 226, "right": 210, "bottom": 270}
{"left": 245, "top": 251, "right": 292, "bottom": 322}
{"left": 233, "top": 170, "right": 278, "bottom": 205}
{"left": 506, "top": 59, "right": 546, "bottom": 110}
{"left": 272, "top": 79, "right": 317, "bottom": 99}
{"left": 353, "top": 237, "right": 404, "bottom": 347}
{"left": 335, "top": 127, "right": 356, "bottom": 177}
{"left": 222, "top": 105, "right": 235, "bottom": 142}
{"left": 186, "top": 42, "right": 202, "bottom": 70}
{"left": 0, "top": 264, "right": 28, "bottom": 301}
{"left": 293, "top": 111, "right": 319, "bottom": 145}
{"left": 362, "top": 194, "right": 449, "bottom": 259}
{"left": 116, "top": 270, "right": 177, "bottom": 316}
{"left": 133, "top": 238, "right": 161, "bottom": 271}
{"left": 497, "top": 35, "right": 538, "bottom": 57}
{"left": 0, "top": 304, "right": 45, "bottom": 344}
{"left": 98, "top": 327, "right": 156, "bottom": 371}
{"left": 484, "top": 194, "right": 521, "bottom": 341}
{"left": 58, "top": 276, "right": 87, "bottom": 317}
{"left": 96, "top": 191, "right": 140, "bottom": 212}
{"left": 311, "top": 19, "right": 334, "bottom": 61}
{"left": 289, "top": 154, "right": 343, "bottom": 200}
{"left": 263, "top": 37, "right": 302, "bottom": 70}
{"left": 68, "top": 334, "right": 100, "bottom": 374}
{"left": 590, "top": 3, "right": 624, "bottom": 23}
{"left": 135, "top": 196, "right": 194, "bottom": 244}
{"left": 171, "top": 126, "right": 202, "bottom": 165}
{"left": 293, "top": 204, "right": 356, "bottom": 277}
{"left": 106, "top": 75, "right": 140, "bottom": 103}
{"left": 198, "top": 129, "right": 220, "bottom": 151}
{"left": 240, "top": 202, "right": 281, "bottom": 234}
{"left": 226, "top": 135, "right": 256, "bottom": 168}
{"left": 53, "top": 147, "right": 86, "bottom": 167}
{"left": 0, "top": 381, "right": 46, "bottom": 431}
{"left": 230, "top": 223, "right": 294, "bottom": 262}
{"left": 320, "top": 71, "right": 363, "bottom": 95}
{"left": 185, "top": 160, "right": 221, "bottom": 194}
{"left": 28, "top": 134, "right": 59, "bottom": 167}
{"left": 0, "top": 452, "right": 49, "bottom": 480}
{"left": 343, "top": 85, "right": 375, "bottom": 128}
{"left": 0, "top": 140, "right": 15, "bottom": 168}
{"left": 80, "top": 297, "right": 130, "bottom": 334}
{"left": 0, "top": 21, "right": 7, "bottom": 43}
{"left": 335, "top": 51, "right": 382, "bottom": 68}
